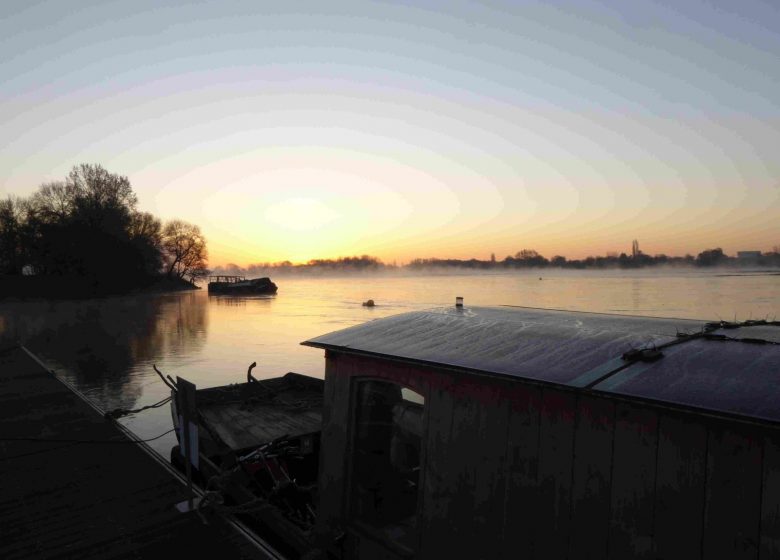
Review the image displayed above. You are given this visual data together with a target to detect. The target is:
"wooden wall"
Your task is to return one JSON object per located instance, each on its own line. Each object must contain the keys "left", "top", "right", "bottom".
{"left": 315, "top": 351, "right": 780, "bottom": 560}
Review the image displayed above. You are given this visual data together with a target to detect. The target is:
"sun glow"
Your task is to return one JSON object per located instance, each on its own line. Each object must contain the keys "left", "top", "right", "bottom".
{"left": 264, "top": 197, "right": 340, "bottom": 232}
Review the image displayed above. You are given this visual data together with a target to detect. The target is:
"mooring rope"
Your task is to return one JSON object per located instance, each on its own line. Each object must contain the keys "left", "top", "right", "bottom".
{"left": 0, "top": 428, "right": 177, "bottom": 461}
{"left": 103, "top": 395, "right": 173, "bottom": 420}
{"left": 0, "top": 427, "right": 175, "bottom": 445}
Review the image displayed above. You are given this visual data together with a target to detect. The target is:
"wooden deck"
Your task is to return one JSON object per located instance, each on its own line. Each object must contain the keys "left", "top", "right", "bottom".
{"left": 0, "top": 344, "right": 283, "bottom": 560}
{"left": 197, "top": 375, "right": 323, "bottom": 451}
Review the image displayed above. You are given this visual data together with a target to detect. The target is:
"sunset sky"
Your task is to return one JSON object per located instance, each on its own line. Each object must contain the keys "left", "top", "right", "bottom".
{"left": 2, "top": 0, "right": 779, "bottom": 265}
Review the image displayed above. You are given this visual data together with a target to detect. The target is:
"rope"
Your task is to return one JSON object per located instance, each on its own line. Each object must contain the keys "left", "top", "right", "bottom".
{"left": 0, "top": 427, "right": 176, "bottom": 445}
{"left": 588, "top": 319, "right": 780, "bottom": 388}
{"left": 1, "top": 428, "right": 176, "bottom": 461}
{"left": 626, "top": 318, "right": 780, "bottom": 360}
{"left": 701, "top": 333, "right": 780, "bottom": 346}
{"left": 104, "top": 395, "right": 173, "bottom": 419}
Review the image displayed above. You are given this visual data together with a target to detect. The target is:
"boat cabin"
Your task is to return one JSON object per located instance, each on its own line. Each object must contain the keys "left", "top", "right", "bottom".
{"left": 302, "top": 305, "right": 780, "bottom": 560}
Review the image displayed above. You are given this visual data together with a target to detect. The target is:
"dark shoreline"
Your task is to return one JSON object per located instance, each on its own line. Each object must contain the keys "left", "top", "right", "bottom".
{"left": 0, "top": 274, "right": 198, "bottom": 301}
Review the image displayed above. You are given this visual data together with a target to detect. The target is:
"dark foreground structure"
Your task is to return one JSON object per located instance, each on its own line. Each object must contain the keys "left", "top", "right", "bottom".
{"left": 0, "top": 345, "right": 279, "bottom": 560}
{"left": 301, "top": 306, "right": 780, "bottom": 560}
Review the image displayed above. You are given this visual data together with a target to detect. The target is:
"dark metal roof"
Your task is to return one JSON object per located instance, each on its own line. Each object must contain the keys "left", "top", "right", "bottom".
{"left": 596, "top": 338, "right": 780, "bottom": 422}
{"left": 302, "top": 306, "right": 701, "bottom": 384}
{"left": 302, "top": 306, "right": 780, "bottom": 423}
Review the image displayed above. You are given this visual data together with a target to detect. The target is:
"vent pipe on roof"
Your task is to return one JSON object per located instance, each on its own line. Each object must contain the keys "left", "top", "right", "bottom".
{"left": 455, "top": 296, "right": 463, "bottom": 308}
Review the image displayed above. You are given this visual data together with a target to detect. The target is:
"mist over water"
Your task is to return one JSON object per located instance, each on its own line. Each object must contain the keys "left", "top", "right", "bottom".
{"left": 0, "top": 269, "right": 777, "bottom": 455}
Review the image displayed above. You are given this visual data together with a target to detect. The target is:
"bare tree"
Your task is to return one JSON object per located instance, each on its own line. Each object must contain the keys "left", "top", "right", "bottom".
{"left": 0, "top": 196, "right": 29, "bottom": 274}
{"left": 67, "top": 163, "right": 137, "bottom": 211}
{"left": 161, "top": 219, "right": 209, "bottom": 282}
{"left": 29, "top": 181, "right": 71, "bottom": 224}
{"left": 129, "top": 212, "right": 162, "bottom": 245}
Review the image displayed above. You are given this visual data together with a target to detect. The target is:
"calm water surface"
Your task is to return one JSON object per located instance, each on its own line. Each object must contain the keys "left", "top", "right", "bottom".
{"left": 1, "top": 270, "right": 777, "bottom": 455}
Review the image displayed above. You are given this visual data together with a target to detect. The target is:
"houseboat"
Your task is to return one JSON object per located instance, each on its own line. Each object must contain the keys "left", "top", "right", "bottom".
{"left": 170, "top": 304, "right": 780, "bottom": 560}
{"left": 207, "top": 275, "right": 278, "bottom": 294}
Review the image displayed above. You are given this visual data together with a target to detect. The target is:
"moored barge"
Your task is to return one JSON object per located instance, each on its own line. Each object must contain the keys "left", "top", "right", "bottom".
{"left": 171, "top": 305, "right": 780, "bottom": 559}
{"left": 207, "top": 275, "right": 278, "bottom": 295}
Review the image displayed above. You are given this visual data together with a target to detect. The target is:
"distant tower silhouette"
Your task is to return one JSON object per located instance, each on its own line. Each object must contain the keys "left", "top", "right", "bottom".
{"left": 632, "top": 239, "right": 640, "bottom": 259}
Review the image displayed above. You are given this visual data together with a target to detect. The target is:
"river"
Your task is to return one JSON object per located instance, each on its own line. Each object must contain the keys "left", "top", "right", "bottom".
{"left": 1, "top": 269, "right": 777, "bottom": 455}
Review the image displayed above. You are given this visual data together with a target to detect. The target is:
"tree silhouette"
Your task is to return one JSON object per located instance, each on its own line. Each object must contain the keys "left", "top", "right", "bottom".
{"left": 1, "top": 163, "right": 196, "bottom": 295}
{"left": 161, "top": 220, "right": 209, "bottom": 282}
{"left": 0, "top": 196, "right": 28, "bottom": 274}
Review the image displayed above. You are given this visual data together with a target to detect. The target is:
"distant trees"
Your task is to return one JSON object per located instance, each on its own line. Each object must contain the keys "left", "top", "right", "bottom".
{"left": 696, "top": 248, "right": 726, "bottom": 267}
{"left": 511, "top": 249, "right": 549, "bottom": 267}
{"left": 306, "top": 255, "right": 382, "bottom": 270}
{"left": 1, "top": 164, "right": 209, "bottom": 293}
{"left": 161, "top": 220, "right": 209, "bottom": 282}
{"left": 216, "top": 255, "right": 393, "bottom": 277}
{"left": 402, "top": 245, "right": 779, "bottom": 271}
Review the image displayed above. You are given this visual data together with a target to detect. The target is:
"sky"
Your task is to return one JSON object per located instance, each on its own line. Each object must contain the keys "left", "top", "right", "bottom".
{"left": 1, "top": 0, "right": 779, "bottom": 265}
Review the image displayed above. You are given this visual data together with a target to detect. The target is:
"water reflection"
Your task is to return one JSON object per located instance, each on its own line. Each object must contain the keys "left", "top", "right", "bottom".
{"left": 0, "top": 293, "right": 207, "bottom": 412}
{"left": 208, "top": 294, "right": 277, "bottom": 307}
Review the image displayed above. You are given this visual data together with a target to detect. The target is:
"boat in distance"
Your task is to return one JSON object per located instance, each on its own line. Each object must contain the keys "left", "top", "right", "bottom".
{"left": 167, "top": 304, "right": 780, "bottom": 560}
{"left": 207, "top": 275, "right": 278, "bottom": 295}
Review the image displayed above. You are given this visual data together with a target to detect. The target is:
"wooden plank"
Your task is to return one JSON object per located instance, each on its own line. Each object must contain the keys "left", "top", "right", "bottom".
{"left": 420, "top": 375, "right": 457, "bottom": 558}
{"left": 534, "top": 388, "right": 577, "bottom": 560}
{"left": 569, "top": 395, "right": 615, "bottom": 560}
{"left": 608, "top": 403, "right": 658, "bottom": 560}
{"left": 469, "top": 380, "right": 511, "bottom": 560}
{"left": 313, "top": 352, "right": 354, "bottom": 552}
{"left": 501, "top": 383, "right": 542, "bottom": 560}
{"left": 0, "top": 346, "right": 271, "bottom": 560}
{"left": 652, "top": 413, "right": 707, "bottom": 560}
{"left": 437, "top": 377, "right": 510, "bottom": 560}
{"left": 761, "top": 433, "right": 780, "bottom": 559}
{"left": 703, "top": 425, "right": 762, "bottom": 560}
{"left": 438, "top": 389, "right": 481, "bottom": 556}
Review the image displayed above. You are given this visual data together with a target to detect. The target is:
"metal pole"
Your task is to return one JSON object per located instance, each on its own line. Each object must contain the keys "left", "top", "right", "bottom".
{"left": 177, "top": 377, "right": 197, "bottom": 512}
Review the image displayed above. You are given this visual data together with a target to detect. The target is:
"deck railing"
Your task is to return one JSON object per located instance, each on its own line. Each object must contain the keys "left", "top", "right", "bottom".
{"left": 208, "top": 275, "right": 246, "bottom": 283}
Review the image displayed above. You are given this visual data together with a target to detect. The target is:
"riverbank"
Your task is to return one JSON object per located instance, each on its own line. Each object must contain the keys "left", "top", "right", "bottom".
{"left": 0, "top": 274, "right": 198, "bottom": 300}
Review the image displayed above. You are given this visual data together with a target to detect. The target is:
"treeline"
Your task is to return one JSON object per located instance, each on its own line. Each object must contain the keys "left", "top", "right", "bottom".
{"left": 0, "top": 164, "right": 208, "bottom": 295}
{"left": 215, "top": 247, "right": 780, "bottom": 277}
{"left": 410, "top": 247, "right": 780, "bottom": 269}
{"left": 218, "top": 255, "right": 390, "bottom": 277}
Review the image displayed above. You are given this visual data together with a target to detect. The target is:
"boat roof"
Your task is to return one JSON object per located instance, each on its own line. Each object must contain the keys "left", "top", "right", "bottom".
{"left": 302, "top": 306, "right": 780, "bottom": 424}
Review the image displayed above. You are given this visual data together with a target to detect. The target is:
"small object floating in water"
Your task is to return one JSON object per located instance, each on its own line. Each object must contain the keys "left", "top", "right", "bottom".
{"left": 362, "top": 299, "right": 375, "bottom": 307}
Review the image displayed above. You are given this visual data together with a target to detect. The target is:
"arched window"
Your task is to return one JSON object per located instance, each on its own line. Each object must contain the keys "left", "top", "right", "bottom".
{"left": 350, "top": 379, "right": 425, "bottom": 549}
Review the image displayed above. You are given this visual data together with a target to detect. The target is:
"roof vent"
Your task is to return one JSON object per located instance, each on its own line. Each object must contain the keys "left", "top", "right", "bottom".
{"left": 455, "top": 296, "right": 463, "bottom": 308}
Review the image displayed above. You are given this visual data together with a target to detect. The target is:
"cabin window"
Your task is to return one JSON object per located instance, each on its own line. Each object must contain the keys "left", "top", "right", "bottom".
{"left": 350, "top": 379, "right": 424, "bottom": 548}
